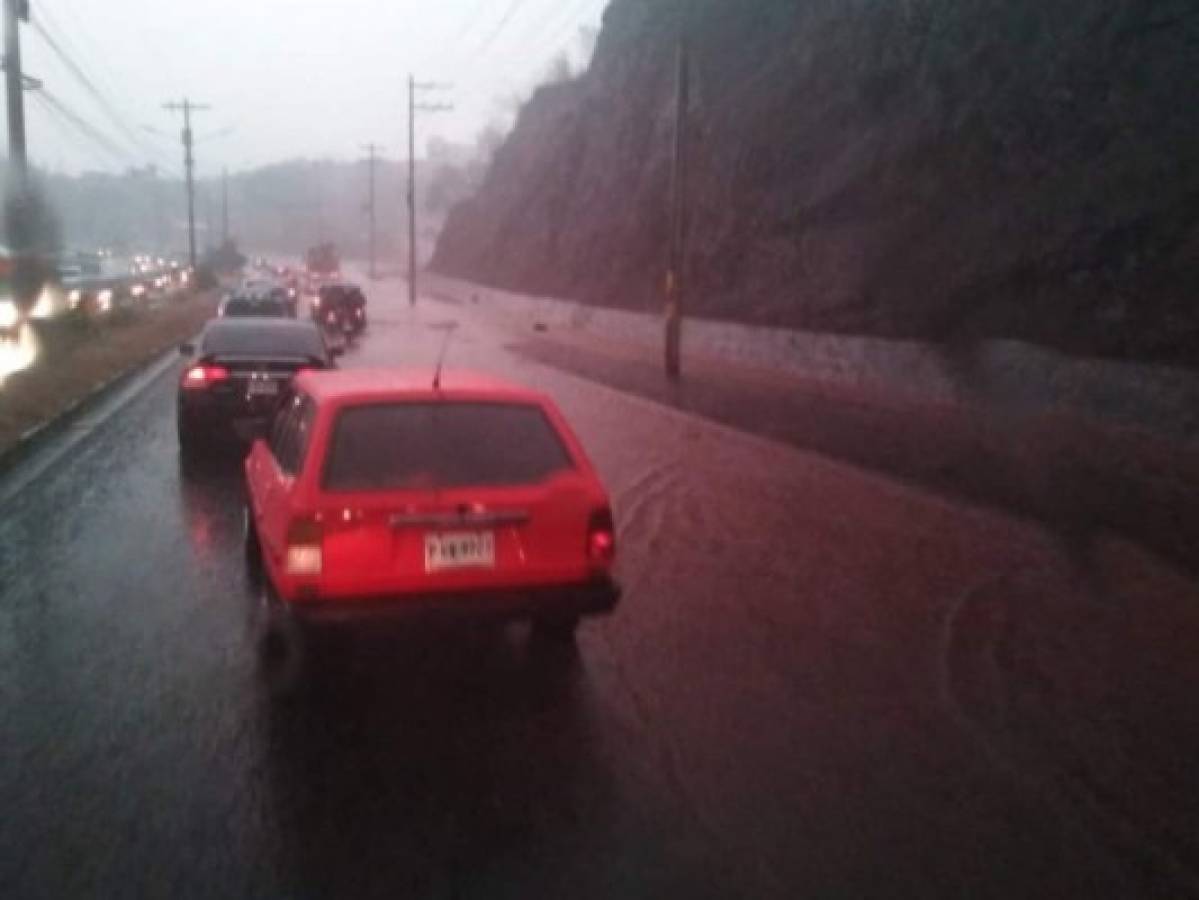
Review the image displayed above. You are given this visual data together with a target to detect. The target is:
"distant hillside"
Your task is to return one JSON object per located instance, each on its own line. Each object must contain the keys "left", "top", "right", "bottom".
{"left": 431, "top": 0, "right": 1199, "bottom": 365}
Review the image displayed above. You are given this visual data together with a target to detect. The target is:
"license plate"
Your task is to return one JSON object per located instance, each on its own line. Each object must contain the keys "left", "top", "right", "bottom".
{"left": 424, "top": 531, "right": 495, "bottom": 572}
{"left": 247, "top": 379, "right": 277, "bottom": 397}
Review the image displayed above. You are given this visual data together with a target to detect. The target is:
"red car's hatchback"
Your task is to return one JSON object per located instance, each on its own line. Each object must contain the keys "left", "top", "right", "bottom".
{"left": 243, "top": 369, "right": 620, "bottom": 657}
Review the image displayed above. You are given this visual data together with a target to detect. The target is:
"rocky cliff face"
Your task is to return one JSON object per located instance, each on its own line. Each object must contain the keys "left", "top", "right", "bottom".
{"left": 432, "top": 0, "right": 1199, "bottom": 364}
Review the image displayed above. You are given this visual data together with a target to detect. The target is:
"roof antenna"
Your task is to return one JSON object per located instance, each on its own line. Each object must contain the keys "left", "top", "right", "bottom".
{"left": 432, "top": 321, "right": 459, "bottom": 390}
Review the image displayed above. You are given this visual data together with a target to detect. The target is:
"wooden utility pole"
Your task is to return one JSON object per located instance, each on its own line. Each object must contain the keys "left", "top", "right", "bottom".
{"left": 664, "top": 30, "right": 690, "bottom": 379}
{"left": 407, "top": 75, "right": 451, "bottom": 306}
{"left": 362, "top": 143, "right": 382, "bottom": 279}
{"left": 163, "top": 98, "right": 211, "bottom": 270}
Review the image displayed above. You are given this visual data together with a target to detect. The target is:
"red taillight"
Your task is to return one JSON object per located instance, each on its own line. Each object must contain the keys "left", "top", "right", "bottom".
{"left": 181, "top": 365, "right": 229, "bottom": 388}
{"left": 586, "top": 508, "right": 616, "bottom": 567}
{"left": 285, "top": 515, "right": 323, "bottom": 576}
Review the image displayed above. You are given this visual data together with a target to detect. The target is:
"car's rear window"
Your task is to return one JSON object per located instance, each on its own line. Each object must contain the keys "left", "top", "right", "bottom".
{"left": 224, "top": 298, "right": 287, "bottom": 317}
{"left": 320, "top": 286, "right": 364, "bottom": 304}
{"left": 203, "top": 322, "right": 323, "bottom": 358}
{"left": 323, "top": 402, "right": 575, "bottom": 491}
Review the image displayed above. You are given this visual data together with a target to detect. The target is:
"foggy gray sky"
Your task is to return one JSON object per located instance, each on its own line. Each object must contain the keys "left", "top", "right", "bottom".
{"left": 15, "top": 0, "right": 608, "bottom": 177}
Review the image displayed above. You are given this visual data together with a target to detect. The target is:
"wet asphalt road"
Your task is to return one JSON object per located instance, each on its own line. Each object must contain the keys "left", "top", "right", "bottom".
{"left": 3, "top": 277, "right": 1199, "bottom": 899}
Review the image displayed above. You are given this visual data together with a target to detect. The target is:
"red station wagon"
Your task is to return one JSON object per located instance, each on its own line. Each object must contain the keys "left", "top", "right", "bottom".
{"left": 243, "top": 369, "right": 620, "bottom": 656}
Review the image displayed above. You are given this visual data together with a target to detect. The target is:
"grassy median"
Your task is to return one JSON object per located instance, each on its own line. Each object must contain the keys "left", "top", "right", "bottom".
{"left": 0, "top": 290, "right": 219, "bottom": 460}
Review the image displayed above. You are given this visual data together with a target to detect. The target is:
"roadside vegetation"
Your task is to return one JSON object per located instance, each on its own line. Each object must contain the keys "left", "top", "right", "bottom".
{"left": 0, "top": 289, "right": 218, "bottom": 458}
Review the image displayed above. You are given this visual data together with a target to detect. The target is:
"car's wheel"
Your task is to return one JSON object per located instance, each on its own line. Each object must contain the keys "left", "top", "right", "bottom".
{"left": 532, "top": 615, "right": 580, "bottom": 645}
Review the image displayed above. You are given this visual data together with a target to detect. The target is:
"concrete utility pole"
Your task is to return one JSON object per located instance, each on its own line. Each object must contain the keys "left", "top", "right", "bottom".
{"left": 664, "top": 30, "right": 690, "bottom": 379}
{"left": 4, "top": 0, "right": 29, "bottom": 182}
{"left": 221, "top": 166, "right": 229, "bottom": 245}
{"left": 407, "top": 75, "right": 451, "bottom": 306}
{"left": 163, "top": 98, "right": 211, "bottom": 270}
{"left": 3, "top": 0, "right": 44, "bottom": 318}
{"left": 361, "top": 143, "right": 382, "bottom": 279}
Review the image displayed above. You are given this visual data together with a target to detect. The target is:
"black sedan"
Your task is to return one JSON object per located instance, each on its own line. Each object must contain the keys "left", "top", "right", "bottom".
{"left": 176, "top": 319, "right": 339, "bottom": 456}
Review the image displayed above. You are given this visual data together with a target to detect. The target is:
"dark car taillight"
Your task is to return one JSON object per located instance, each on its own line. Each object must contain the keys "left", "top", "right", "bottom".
{"left": 181, "top": 365, "right": 229, "bottom": 389}
{"left": 587, "top": 508, "right": 616, "bottom": 568}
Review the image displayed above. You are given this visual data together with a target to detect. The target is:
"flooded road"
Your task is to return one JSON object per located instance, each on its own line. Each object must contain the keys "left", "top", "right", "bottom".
{"left": 2, "top": 276, "right": 1197, "bottom": 899}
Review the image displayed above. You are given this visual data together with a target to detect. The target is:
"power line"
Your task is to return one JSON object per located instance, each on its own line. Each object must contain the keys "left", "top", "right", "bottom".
{"left": 36, "top": 0, "right": 127, "bottom": 103}
{"left": 523, "top": 0, "right": 602, "bottom": 62}
{"left": 28, "top": 91, "right": 106, "bottom": 168}
{"left": 474, "top": 0, "right": 529, "bottom": 57}
{"left": 412, "top": 0, "right": 490, "bottom": 74}
{"left": 33, "top": 87, "right": 133, "bottom": 165}
{"left": 30, "top": 95, "right": 129, "bottom": 171}
{"left": 448, "top": 0, "right": 604, "bottom": 105}
{"left": 450, "top": 0, "right": 492, "bottom": 46}
{"left": 502, "top": 0, "right": 592, "bottom": 62}
{"left": 29, "top": 8, "right": 165, "bottom": 166}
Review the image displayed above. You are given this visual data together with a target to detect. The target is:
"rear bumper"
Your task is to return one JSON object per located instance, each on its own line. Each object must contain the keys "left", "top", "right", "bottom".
{"left": 283, "top": 577, "right": 620, "bottom": 627}
{"left": 178, "top": 396, "right": 274, "bottom": 443}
